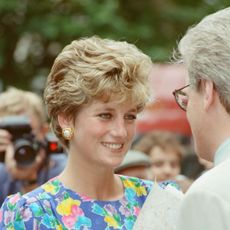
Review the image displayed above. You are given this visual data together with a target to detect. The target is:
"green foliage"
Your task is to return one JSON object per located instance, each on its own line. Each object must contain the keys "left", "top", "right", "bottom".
{"left": 0, "top": 0, "right": 229, "bottom": 90}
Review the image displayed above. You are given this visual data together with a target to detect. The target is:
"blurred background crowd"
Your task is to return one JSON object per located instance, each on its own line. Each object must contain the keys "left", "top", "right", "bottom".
{"left": 0, "top": 0, "right": 228, "bottom": 203}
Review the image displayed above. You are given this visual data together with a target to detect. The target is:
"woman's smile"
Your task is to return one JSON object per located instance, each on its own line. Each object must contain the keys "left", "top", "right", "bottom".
{"left": 101, "top": 142, "right": 124, "bottom": 150}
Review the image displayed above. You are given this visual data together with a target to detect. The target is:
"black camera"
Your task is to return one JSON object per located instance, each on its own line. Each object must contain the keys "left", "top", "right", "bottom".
{"left": 0, "top": 116, "right": 62, "bottom": 166}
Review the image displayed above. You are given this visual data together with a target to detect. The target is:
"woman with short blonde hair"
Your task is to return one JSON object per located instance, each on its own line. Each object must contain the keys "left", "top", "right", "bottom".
{"left": 1, "top": 36, "right": 154, "bottom": 229}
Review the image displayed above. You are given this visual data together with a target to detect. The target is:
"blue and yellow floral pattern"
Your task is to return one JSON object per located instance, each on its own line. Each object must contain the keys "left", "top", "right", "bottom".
{"left": 0, "top": 175, "right": 153, "bottom": 229}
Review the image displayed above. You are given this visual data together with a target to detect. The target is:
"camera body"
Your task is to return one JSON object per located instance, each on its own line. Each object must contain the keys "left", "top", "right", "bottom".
{"left": 0, "top": 116, "right": 63, "bottom": 166}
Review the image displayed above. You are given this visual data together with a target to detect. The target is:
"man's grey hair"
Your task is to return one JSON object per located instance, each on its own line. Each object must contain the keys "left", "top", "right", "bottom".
{"left": 176, "top": 7, "right": 230, "bottom": 113}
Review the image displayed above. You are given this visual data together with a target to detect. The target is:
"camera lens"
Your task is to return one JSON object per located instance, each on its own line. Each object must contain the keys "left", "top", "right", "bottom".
{"left": 14, "top": 139, "right": 37, "bottom": 166}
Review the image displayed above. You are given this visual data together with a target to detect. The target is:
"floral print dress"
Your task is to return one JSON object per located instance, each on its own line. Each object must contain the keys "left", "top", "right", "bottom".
{"left": 0, "top": 175, "right": 153, "bottom": 229}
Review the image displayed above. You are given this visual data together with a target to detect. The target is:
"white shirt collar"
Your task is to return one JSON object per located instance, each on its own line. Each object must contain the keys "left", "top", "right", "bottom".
{"left": 214, "top": 138, "right": 230, "bottom": 166}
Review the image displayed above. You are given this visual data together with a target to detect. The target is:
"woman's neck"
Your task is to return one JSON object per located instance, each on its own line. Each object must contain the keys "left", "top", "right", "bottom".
{"left": 58, "top": 157, "right": 124, "bottom": 201}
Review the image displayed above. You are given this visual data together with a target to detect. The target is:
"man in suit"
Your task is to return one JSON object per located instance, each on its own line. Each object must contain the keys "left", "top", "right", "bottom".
{"left": 172, "top": 7, "right": 230, "bottom": 230}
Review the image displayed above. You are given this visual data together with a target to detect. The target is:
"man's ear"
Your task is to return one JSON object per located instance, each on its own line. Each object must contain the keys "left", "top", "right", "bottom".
{"left": 203, "top": 80, "right": 215, "bottom": 111}
{"left": 57, "top": 114, "right": 72, "bottom": 129}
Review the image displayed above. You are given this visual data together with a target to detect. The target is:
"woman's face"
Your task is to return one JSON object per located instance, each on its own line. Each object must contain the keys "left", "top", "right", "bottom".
{"left": 69, "top": 98, "right": 138, "bottom": 169}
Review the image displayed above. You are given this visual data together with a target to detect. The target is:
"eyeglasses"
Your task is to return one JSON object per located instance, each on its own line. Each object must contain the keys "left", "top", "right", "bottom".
{"left": 172, "top": 84, "right": 190, "bottom": 111}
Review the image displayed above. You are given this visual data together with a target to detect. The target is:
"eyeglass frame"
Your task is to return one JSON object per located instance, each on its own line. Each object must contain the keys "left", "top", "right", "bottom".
{"left": 172, "top": 84, "right": 190, "bottom": 111}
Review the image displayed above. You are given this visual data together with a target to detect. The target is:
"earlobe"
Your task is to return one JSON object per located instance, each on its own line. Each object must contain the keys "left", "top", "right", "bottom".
{"left": 58, "top": 114, "right": 74, "bottom": 140}
{"left": 62, "top": 127, "right": 74, "bottom": 140}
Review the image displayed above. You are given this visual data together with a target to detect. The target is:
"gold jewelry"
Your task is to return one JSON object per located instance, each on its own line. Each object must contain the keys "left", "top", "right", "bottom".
{"left": 62, "top": 127, "right": 74, "bottom": 140}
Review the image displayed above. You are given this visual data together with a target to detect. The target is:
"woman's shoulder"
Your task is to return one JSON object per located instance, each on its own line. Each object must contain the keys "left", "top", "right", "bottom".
{"left": 1, "top": 184, "right": 48, "bottom": 211}
{"left": 0, "top": 178, "right": 63, "bottom": 229}
{"left": 0, "top": 192, "right": 33, "bottom": 229}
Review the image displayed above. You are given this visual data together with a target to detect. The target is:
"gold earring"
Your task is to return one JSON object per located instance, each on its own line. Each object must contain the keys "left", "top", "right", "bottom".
{"left": 62, "top": 127, "right": 74, "bottom": 140}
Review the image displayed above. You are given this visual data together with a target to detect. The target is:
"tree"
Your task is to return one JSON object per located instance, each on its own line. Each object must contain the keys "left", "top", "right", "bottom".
{"left": 0, "top": 0, "right": 228, "bottom": 90}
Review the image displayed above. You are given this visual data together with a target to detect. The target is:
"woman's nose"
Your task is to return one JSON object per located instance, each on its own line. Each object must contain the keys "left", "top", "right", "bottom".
{"left": 111, "top": 119, "right": 128, "bottom": 138}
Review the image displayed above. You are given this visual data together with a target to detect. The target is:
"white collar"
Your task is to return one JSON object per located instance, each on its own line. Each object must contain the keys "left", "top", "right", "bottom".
{"left": 214, "top": 138, "right": 230, "bottom": 166}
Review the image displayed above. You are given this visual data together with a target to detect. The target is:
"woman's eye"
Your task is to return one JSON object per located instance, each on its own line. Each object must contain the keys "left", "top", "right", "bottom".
{"left": 99, "top": 113, "right": 112, "bottom": 119}
{"left": 125, "top": 114, "right": 137, "bottom": 120}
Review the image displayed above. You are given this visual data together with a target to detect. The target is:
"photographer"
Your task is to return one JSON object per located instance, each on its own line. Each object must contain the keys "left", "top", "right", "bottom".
{"left": 0, "top": 87, "right": 67, "bottom": 205}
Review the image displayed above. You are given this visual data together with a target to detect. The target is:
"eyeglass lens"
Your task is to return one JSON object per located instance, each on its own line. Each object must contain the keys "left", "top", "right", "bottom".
{"left": 176, "top": 92, "right": 188, "bottom": 110}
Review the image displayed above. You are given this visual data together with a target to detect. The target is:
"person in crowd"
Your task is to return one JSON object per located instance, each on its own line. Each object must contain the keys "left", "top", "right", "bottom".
{"left": 173, "top": 7, "right": 230, "bottom": 229}
{"left": 133, "top": 131, "right": 192, "bottom": 192}
{"left": 0, "top": 36, "right": 155, "bottom": 229}
{"left": 0, "top": 87, "right": 67, "bottom": 205}
{"left": 115, "top": 149, "right": 152, "bottom": 180}
{"left": 133, "top": 131, "right": 184, "bottom": 182}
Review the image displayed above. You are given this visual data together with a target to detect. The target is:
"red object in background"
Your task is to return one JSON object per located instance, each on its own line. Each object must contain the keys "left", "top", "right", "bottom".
{"left": 137, "top": 64, "right": 191, "bottom": 137}
{"left": 49, "top": 142, "right": 58, "bottom": 152}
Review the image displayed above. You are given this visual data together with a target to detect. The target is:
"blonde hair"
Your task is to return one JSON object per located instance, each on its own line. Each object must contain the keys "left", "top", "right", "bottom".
{"left": 44, "top": 36, "right": 152, "bottom": 148}
{"left": 0, "top": 87, "right": 46, "bottom": 126}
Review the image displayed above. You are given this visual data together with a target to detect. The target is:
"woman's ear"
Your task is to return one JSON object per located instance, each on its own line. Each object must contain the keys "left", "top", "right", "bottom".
{"left": 57, "top": 114, "right": 72, "bottom": 129}
{"left": 202, "top": 80, "right": 215, "bottom": 111}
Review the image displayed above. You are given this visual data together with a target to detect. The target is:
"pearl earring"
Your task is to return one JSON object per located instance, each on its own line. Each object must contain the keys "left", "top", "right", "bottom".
{"left": 62, "top": 127, "right": 74, "bottom": 140}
